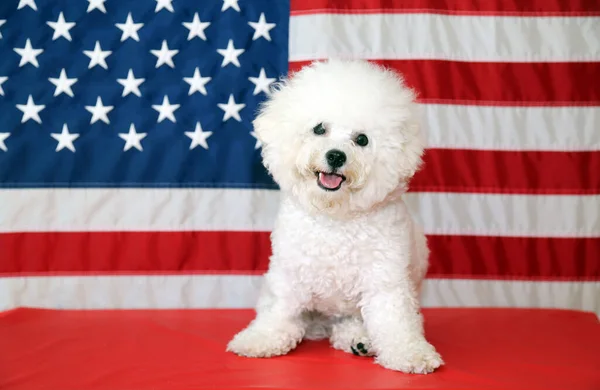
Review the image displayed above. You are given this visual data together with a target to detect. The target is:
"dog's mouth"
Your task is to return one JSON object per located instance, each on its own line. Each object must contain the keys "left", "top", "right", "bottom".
{"left": 316, "top": 171, "right": 346, "bottom": 191}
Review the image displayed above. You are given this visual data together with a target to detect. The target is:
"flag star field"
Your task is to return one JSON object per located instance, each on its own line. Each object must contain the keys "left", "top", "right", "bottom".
{"left": 0, "top": 0, "right": 287, "bottom": 188}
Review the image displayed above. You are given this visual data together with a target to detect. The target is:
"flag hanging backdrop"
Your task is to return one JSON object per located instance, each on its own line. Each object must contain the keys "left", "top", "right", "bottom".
{"left": 0, "top": 0, "right": 598, "bottom": 315}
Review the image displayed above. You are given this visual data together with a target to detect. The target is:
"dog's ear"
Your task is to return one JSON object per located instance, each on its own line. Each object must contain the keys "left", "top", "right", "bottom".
{"left": 251, "top": 79, "right": 290, "bottom": 148}
{"left": 252, "top": 106, "right": 278, "bottom": 147}
{"left": 401, "top": 120, "right": 426, "bottom": 180}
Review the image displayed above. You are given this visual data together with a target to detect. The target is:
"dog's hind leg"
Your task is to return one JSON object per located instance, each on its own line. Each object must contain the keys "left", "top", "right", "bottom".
{"left": 329, "top": 315, "right": 374, "bottom": 357}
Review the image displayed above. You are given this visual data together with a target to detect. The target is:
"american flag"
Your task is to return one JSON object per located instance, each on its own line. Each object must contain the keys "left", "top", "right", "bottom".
{"left": 0, "top": 0, "right": 598, "bottom": 315}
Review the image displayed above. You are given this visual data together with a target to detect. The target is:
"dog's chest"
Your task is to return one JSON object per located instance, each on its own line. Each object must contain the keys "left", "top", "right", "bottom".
{"left": 283, "top": 215, "right": 376, "bottom": 314}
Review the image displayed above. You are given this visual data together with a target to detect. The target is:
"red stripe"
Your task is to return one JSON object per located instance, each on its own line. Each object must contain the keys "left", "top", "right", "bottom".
{"left": 0, "top": 231, "right": 272, "bottom": 275}
{"left": 291, "top": 0, "right": 600, "bottom": 16}
{"left": 411, "top": 149, "right": 600, "bottom": 195}
{"left": 1, "top": 232, "right": 598, "bottom": 280}
{"left": 289, "top": 60, "right": 600, "bottom": 106}
{"left": 426, "top": 235, "right": 600, "bottom": 280}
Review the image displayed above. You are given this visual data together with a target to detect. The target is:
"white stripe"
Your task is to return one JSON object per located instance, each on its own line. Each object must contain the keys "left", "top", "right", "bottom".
{"left": 421, "top": 105, "right": 600, "bottom": 151}
{"left": 1, "top": 189, "right": 598, "bottom": 237}
{"left": 1, "top": 275, "right": 598, "bottom": 316}
{"left": 0, "top": 188, "right": 279, "bottom": 233}
{"left": 289, "top": 13, "right": 600, "bottom": 62}
{"left": 409, "top": 193, "right": 600, "bottom": 237}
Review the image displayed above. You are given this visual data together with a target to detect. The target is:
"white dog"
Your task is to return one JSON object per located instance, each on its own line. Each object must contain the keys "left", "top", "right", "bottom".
{"left": 226, "top": 59, "right": 443, "bottom": 374}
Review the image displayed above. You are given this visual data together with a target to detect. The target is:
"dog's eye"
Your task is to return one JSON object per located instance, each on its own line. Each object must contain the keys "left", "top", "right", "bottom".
{"left": 355, "top": 134, "right": 369, "bottom": 147}
{"left": 313, "top": 123, "right": 326, "bottom": 135}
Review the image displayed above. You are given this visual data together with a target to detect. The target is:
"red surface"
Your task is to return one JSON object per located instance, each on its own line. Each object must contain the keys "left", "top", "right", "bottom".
{"left": 1, "top": 308, "right": 598, "bottom": 389}
{"left": 2, "top": 232, "right": 599, "bottom": 280}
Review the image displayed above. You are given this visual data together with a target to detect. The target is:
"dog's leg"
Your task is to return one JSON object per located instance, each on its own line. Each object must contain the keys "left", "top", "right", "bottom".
{"left": 226, "top": 273, "right": 307, "bottom": 358}
{"left": 360, "top": 248, "right": 443, "bottom": 373}
{"left": 361, "top": 286, "right": 443, "bottom": 373}
{"left": 329, "top": 315, "right": 374, "bottom": 356}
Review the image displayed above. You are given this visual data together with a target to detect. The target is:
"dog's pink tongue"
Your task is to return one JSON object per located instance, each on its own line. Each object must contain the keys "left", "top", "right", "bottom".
{"left": 319, "top": 172, "right": 343, "bottom": 189}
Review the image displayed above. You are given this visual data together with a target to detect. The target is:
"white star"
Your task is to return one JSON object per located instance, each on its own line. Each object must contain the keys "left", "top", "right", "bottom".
{"left": 152, "top": 96, "right": 180, "bottom": 123}
{"left": 49, "top": 69, "right": 77, "bottom": 97}
{"left": 217, "top": 39, "right": 244, "bottom": 68}
{"left": 116, "top": 12, "right": 143, "bottom": 42}
{"left": 17, "top": 0, "right": 37, "bottom": 11}
{"left": 185, "top": 122, "right": 212, "bottom": 150}
{"left": 51, "top": 124, "right": 79, "bottom": 152}
{"left": 16, "top": 95, "right": 45, "bottom": 124}
{"left": 183, "top": 13, "right": 210, "bottom": 41}
{"left": 0, "top": 76, "right": 7, "bottom": 96}
{"left": 183, "top": 67, "right": 211, "bottom": 96}
{"left": 47, "top": 12, "right": 75, "bottom": 41}
{"left": 155, "top": 0, "right": 174, "bottom": 13}
{"left": 83, "top": 41, "right": 111, "bottom": 70}
{"left": 0, "top": 133, "right": 10, "bottom": 152}
{"left": 218, "top": 94, "right": 245, "bottom": 122}
{"left": 85, "top": 97, "right": 114, "bottom": 124}
{"left": 248, "top": 13, "right": 276, "bottom": 41}
{"left": 248, "top": 68, "right": 276, "bottom": 95}
{"left": 0, "top": 20, "right": 6, "bottom": 39}
{"left": 117, "top": 69, "right": 144, "bottom": 97}
{"left": 150, "top": 40, "right": 178, "bottom": 68}
{"left": 221, "top": 0, "right": 240, "bottom": 12}
{"left": 14, "top": 39, "right": 43, "bottom": 68}
{"left": 119, "top": 124, "right": 147, "bottom": 152}
{"left": 250, "top": 131, "right": 261, "bottom": 149}
{"left": 87, "top": 0, "right": 107, "bottom": 13}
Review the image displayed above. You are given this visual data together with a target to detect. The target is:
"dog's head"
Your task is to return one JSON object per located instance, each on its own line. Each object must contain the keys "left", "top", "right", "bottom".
{"left": 253, "top": 59, "right": 425, "bottom": 217}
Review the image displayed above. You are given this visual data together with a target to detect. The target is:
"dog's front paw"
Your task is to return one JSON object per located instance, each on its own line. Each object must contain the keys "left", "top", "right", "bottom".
{"left": 376, "top": 340, "right": 443, "bottom": 374}
{"left": 226, "top": 324, "right": 303, "bottom": 358}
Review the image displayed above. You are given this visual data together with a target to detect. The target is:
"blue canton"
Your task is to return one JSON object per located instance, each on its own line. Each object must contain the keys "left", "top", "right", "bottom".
{"left": 0, "top": 0, "right": 289, "bottom": 188}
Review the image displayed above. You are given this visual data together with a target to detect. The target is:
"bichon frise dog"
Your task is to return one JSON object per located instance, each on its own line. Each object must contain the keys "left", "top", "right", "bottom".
{"left": 226, "top": 59, "right": 443, "bottom": 374}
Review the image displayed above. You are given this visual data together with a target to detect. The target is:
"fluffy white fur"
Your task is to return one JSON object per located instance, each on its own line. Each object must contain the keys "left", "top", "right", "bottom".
{"left": 226, "top": 59, "right": 443, "bottom": 374}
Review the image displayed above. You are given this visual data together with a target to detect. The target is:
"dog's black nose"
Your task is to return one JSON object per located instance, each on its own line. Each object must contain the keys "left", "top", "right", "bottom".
{"left": 326, "top": 149, "right": 346, "bottom": 169}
